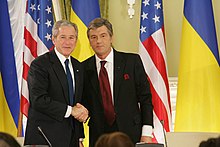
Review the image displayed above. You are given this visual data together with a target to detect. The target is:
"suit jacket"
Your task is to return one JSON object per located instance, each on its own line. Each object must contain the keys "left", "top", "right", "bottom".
{"left": 24, "top": 50, "right": 84, "bottom": 147}
{"left": 82, "top": 49, "right": 153, "bottom": 147}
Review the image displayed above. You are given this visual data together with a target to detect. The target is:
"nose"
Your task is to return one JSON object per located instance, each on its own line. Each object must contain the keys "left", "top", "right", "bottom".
{"left": 64, "top": 38, "right": 72, "bottom": 45}
{"left": 97, "top": 36, "right": 102, "bottom": 43}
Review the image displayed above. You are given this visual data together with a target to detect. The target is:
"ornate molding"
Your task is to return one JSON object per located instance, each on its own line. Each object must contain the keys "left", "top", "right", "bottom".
{"left": 127, "top": 0, "right": 135, "bottom": 18}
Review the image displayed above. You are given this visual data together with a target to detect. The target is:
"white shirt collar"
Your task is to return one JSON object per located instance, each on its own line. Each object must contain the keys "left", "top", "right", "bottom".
{"left": 54, "top": 47, "right": 70, "bottom": 64}
{"left": 95, "top": 48, "right": 114, "bottom": 65}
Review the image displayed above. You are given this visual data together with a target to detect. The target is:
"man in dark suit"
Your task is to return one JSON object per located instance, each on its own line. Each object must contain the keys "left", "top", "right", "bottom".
{"left": 82, "top": 18, "right": 153, "bottom": 147}
{"left": 24, "top": 20, "right": 88, "bottom": 147}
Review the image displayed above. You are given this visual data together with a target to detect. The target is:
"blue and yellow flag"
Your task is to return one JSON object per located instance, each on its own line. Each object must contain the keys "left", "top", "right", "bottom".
{"left": 70, "top": 1, "right": 100, "bottom": 146}
{"left": 175, "top": 0, "right": 220, "bottom": 132}
{"left": 0, "top": 0, "right": 20, "bottom": 136}
{"left": 70, "top": 0, "right": 100, "bottom": 62}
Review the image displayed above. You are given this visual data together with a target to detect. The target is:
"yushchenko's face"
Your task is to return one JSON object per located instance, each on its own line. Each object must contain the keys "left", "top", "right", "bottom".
{"left": 88, "top": 25, "right": 113, "bottom": 59}
{"left": 52, "top": 26, "right": 77, "bottom": 58}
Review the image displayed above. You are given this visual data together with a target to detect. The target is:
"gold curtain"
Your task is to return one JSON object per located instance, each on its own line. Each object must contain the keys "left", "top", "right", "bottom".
{"left": 64, "top": 0, "right": 71, "bottom": 20}
{"left": 99, "top": 0, "right": 109, "bottom": 19}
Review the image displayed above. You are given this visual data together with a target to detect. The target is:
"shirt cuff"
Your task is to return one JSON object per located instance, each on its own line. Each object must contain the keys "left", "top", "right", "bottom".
{"left": 64, "top": 106, "right": 72, "bottom": 118}
{"left": 142, "top": 125, "right": 153, "bottom": 137}
{"left": 79, "top": 138, "right": 84, "bottom": 142}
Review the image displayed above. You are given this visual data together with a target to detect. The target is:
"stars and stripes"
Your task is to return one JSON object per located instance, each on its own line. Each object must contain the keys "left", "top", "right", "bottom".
{"left": 140, "top": 0, "right": 163, "bottom": 40}
{"left": 21, "top": 0, "right": 54, "bottom": 132}
{"left": 26, "top": 1, "right": 53, "bottom": 49}
{"left": 138, "top": 0, "right": 172, "bottom": 144}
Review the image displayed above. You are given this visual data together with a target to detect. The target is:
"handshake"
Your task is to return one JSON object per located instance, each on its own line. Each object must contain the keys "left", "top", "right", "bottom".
{"left": 71, "top": 103, "right": 89, "bottom": 123}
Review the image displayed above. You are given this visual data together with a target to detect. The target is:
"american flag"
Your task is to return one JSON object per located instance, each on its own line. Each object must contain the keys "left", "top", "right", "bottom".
{"left": 138, "top": 0, "right": 172, "bottom": 144}
{"left": 20, "top": 0, "right": 54, "bottom": 132}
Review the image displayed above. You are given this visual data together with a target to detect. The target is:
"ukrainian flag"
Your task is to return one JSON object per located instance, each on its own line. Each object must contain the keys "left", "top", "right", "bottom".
{"left": 175, "top": 0, "right": 220, "bottom": 132}
{"left": 0, "top": 0, "right": 20, "bottom": 136}
{"left": 70, "top": 1, "right": 100, "bottom": 146}
{"left": 70, "top": 0, "right": 100, "bottom": 62}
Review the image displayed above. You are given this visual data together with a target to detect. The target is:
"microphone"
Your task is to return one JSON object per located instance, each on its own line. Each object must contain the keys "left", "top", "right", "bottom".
{"left": 37, "top": 126, "right": 52, "bottom": 147}
{"left": 160, "top": 120, "right": 168, "bottom": 147}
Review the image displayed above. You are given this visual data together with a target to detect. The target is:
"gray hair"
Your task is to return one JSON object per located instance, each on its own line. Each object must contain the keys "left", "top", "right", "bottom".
{"left": 52, "top": 20, "right": 78, "bottom": 39}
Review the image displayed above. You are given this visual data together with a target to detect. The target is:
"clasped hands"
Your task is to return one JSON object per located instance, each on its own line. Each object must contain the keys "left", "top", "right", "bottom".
{"left": 71, "top": 103, "right": 88, "bottom": 123}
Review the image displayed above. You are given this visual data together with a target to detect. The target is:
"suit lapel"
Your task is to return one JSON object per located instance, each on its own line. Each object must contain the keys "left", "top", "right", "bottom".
{"left": 49, "top": 50, "right": 69, "bottom": 103}
{"left": 114, "top": 51, "right": 125, "bottom": 101}
{"left": 86, "top": 57, "right": 101, "bottom": 101}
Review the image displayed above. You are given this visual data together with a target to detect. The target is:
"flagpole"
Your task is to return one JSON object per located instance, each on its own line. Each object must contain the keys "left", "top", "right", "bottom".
{"left": 17, "top": 111, "right": 23, "bottom": 137}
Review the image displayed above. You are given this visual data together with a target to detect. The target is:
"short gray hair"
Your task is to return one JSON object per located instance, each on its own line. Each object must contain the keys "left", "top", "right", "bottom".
{"left": 52, "top": 20, "right": 78, "bottom": 39}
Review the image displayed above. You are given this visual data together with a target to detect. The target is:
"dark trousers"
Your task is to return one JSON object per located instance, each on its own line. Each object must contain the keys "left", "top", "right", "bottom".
{"left": 104, "top": 120, "right": 118, "bottom": 133}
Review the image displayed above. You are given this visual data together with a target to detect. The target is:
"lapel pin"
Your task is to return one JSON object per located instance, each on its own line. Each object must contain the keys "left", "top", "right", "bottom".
{"left": 123, "top": 74, "right": 129, "bottom": 80}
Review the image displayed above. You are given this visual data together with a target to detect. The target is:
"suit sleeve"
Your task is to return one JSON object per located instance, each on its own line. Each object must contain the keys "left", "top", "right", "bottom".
{"left": 28, "top": 57, "right": 67, "bottom": 121}
{"left": 134, "top": 55, "right": 153, "bottom": 127}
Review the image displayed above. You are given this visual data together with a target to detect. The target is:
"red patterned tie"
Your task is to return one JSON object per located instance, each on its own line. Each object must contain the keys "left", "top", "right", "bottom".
{"left": 99, "top": 61, "right": 115, "bottom": 126}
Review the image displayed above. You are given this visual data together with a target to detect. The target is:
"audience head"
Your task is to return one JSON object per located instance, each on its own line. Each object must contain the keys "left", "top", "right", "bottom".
{"left": 0, "top": 132, "right": 21, "bottom": 147}
{"left": 199, "top": 136, "right": 220, "bottom": 147}
{"left": 95, "top": 132, "right": 134, "bottom": 147}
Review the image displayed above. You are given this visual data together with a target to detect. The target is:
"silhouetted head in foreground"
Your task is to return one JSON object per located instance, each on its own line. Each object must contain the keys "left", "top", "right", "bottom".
{"left": 95, "top": 132, "right": 134, "bottom": 147}
{"left": 0, "top": 132, "right": 20, "bottom": 147}
{"left": 199, "top": 136, "right": 220, "bottom": 147}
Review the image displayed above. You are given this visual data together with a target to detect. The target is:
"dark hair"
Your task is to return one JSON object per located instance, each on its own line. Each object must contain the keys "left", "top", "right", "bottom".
{"left": 0, "top": 132, "right": 21, "bottom": 147}
{"left": 199, "top": 136, "right": 220, "bottom": 147}
{"left": 95, "top": 132, "right": 134, "bottom": 147}
{"left": 87, "top": 18, "right": 113, "bottom": 38}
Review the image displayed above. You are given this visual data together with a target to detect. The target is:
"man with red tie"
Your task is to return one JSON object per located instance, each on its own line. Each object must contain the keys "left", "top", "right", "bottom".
{"left": 82, "top": 18, "right": 153, "bottom": 147}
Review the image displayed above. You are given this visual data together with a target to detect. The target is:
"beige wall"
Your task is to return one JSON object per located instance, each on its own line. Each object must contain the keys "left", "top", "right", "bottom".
{"left": 108, "top": 0, "right": 220, "bottom": 77}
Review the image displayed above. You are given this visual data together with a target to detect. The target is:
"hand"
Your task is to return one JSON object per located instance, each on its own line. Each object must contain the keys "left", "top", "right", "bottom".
{"left": 140, "top": 136, "right": 153, "bottom": 143}
{"left": 79, "top": 141, "right": 84, "bottom": 147}
{"left": 71, "top": 103, "right": 88, "bottom": 122}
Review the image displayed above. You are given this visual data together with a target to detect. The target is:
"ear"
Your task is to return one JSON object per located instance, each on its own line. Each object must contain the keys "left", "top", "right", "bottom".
{"left": 52, "top": 36, "right": 55, "bottom": 45}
